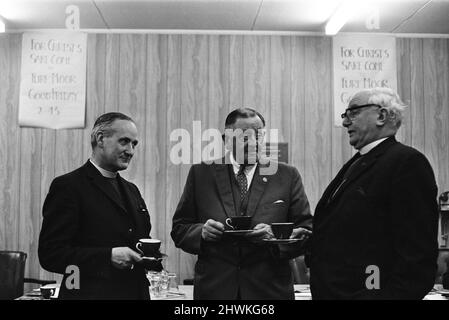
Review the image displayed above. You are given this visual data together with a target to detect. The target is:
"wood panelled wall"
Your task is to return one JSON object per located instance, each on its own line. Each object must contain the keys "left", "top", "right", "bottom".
{"left": 1, "top": 34, "right": 448, "bottom": 285}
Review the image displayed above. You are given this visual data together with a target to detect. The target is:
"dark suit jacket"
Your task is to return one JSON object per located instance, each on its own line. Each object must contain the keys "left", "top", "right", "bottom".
{"left": 310, "top": 137, "right": 439, "bottom": 299}
{"left": 38, "top": 161, "right": 152, "bottom": 300}
{"left": 171, "top": 158, "right": 312, "bottom": 300}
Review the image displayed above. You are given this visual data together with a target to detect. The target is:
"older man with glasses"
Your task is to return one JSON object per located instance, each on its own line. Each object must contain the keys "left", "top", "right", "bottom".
{"left": 309, "top": 87, "right": 439, "bottom": 299}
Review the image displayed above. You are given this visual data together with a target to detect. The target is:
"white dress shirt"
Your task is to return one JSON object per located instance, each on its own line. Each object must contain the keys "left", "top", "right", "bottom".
{"left": 229, "top": 152, "right": 258, "bottom": 189}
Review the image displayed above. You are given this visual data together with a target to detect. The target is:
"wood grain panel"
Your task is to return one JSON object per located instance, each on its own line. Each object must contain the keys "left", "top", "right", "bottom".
{"left": 145, "top": 34, "right": 167, "bottom": 246}
{"left": 243, "top": 36, "right": 270, "bottom": 126}
{"left": 2, "top": 34, "right": 22, "bottom": 251}
{"left": 270, "top": 36, "right": 291, "bottom": 145}
{"left": 118, "top": 34, "right": 147, "bottom": 190}
{"left": 39, "top": 126, "right": 56, "bottom": 281}
{"left": 423, "top": 39, "right": 438, "bottom": 172}
{"left": 19, "top": 127, "right": 42, "bottom": 292}
{"left": 181, "top": 35, "right": 209, "bottom": 164}
{"left": 423, "top": 39, "right": 449, "bottom": 193}
{"left": 396, "top": 38, "right": 411, "bottom": 145}
{"left": 54, "top": 130, "right": 83, "bottom": 177}
{"left": 165, "top": 34, "right": 182, "bottom": 277}
{"left": 104, "top": 34, "right": 120, "bottom": 112}
{"left": 229, "top": 35, "right": 243, "bottom": 109}
{"left": 290, "top": 36, "right": 306, "bottom": 181}
{"left": 1, "top": 34, "right": 449, "bottom": 286}
{"left": 410, "top": 39, "right": 426, "bottom": 152}
{"left": 82, "top": 34, "right": 106, "bottom": 162}
{"left": 434, "top": 39, "right": 449, "bottom": 192}
{"left": 208, "top": 35, "right": 228, "bottom": 134}
{"left": 304, "top": 37, "right": 333, "bottom": 211}
{"left": 0, "top": 34, "right": 9, "bottom": 247}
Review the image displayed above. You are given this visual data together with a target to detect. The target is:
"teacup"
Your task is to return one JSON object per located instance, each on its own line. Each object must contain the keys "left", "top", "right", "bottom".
{"left": 271, "top": 222, "right": 294, "bottom": 239}
{"left": 136, "top": 238, "right": 161, "bottom": 257}
{"left": 40, "top": 286, "right": 56, "bottom": 299}
{"left": 225, "top": 216, "right": 252, "bottom": 230}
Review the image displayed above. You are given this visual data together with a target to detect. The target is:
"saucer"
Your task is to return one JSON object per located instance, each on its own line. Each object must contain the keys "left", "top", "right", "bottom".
{"left": 26, "top": 291, "right": 42, "bottom": 297}
{"left": 142, "top": 253, "right": 167, "bottom": 261}
{"left": 435, "top": 289, "right": 449, "bottom": 297}
{"left": 142, "top": 257, "right": 163, "bottom": 261}
{"left": 262, "top": 238, "right": 300, "bottom": 244}
{"left": 223, "top": 230, "right": 253, "bottom": 235}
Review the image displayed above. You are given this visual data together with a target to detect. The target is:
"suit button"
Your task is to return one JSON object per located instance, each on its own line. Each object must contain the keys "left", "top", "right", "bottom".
{"left": 128, "top": 228, "right": 133, "bottom": 233}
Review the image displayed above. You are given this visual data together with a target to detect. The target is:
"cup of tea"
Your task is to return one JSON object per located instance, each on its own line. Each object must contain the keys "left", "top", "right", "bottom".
{"left": 225, "top": 216, "right": 252, "bottom": 230}
{"left": 40, "top": 286, "right": 56, "bottom": 299}
{"left": 136, "top": 238, "right": 161, "bottom": 257}
{"left": 271, "top": 222, "right": 294, "bottom": 239}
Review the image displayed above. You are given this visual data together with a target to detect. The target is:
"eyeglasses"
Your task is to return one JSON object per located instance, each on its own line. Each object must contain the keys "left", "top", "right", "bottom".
{"left": 340, "top": 104, "right": 382, "bottom": 121}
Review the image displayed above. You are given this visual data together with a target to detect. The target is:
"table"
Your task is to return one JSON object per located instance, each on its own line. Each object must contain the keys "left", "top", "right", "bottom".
{"left": 150, "top": 285, "right": 193, "bottom": 300}
{"left": 16, "top": 284, "right": 448, "bottom": 300}
{"left": 150, "top": 284, "right": 311, "bottom": 300}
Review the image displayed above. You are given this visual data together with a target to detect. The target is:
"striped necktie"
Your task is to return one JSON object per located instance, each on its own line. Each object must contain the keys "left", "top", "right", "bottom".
{"left": 236, "top": 165, "right": 248, "bottom": 207}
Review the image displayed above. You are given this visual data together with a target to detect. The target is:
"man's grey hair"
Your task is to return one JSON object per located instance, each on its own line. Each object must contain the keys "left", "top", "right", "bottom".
{"left": 367, "top": 87, "right": 407, "bottom": 128}
{"left": 91, "top": 112, "right": 134, "bottom": 148}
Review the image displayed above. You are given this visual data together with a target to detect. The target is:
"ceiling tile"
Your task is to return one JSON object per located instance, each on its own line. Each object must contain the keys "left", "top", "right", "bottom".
{"left": 1, "top": 0, "right": 448, "bottom": 34}
{"left": 395, "top": 0, "right": 449, "bottom": 34}
{"left": 1, "top": 0, "right": 106, "bottom": 30}
{"left": 340, "top": 0, "right": 427, "bottom": 33}
{"left": 95, "top": 0, "right": 260, "bottom": 30}
{"left": 255, "top": 0, "right": 342, "bottom": 32}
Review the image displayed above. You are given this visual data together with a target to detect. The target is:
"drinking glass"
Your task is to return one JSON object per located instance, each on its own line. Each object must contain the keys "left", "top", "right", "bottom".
{"left": 148, "top": 273, "right": 162, "bottom": 297}
{"left": 159, "top": 271, "right": 169, "bottom": 296}
{"left": 167, "top": 273, "right": 179, "bottom": 293}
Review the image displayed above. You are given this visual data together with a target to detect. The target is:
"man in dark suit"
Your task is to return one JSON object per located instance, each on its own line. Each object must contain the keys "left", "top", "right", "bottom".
{"left": 310, "top": 87, "right": 439, "bottom": 299}
{"left": 39, "top": 112, "right": 159, "bottom": 300}
{"left": 171, "top": 108, "right": 312, "bottom": 300}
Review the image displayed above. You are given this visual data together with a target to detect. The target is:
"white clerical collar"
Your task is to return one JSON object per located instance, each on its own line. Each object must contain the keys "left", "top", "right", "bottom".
{"left": 359, "top": 137, "right": 389, "bottom": 155}
{"left": 89, "top": 158, "right": 117, "bottom": 178}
